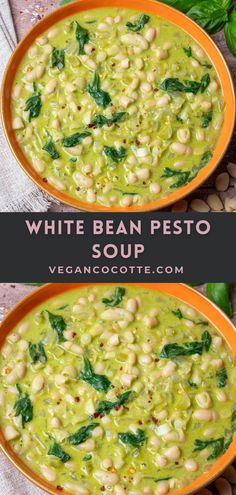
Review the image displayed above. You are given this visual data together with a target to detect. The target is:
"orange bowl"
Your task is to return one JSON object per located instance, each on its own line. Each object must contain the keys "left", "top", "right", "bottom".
{"left": 0, "top": 282, "right": 236, "bottom": 495}
{"left": 1, "top": 0, "right": 235, "bottom": 212}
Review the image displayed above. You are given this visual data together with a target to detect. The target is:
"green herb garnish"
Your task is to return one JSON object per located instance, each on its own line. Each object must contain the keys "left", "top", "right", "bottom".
{"left": 201, "top": 110, "right": 213, "bottom": 128}
{"left": 80, "top": 356, "right": 111, "bottom": 392}
{"left": 104, "top": 146, "right": 126, "bottom": 163}
{"left": 48, "top": 442, "right": 70, "bottom": 463}
{"left": 43, "top": 137, "right": 60, "bottom": 159}
{"left": 216, "top": 367, "right": 228, "bottom": 388}
{"left": 90, "top": 112, "right": 127, "bottom": 128}
{"left": 75, "top": 21, "right": 89, "bottom": 54}
{"left": 25, "top": 83, "right": 42, "bottom": 121}
{"left": 14, "top": 385, "right": 33, "bottom": 428}
{"left": 193, "top": 437, "right": 225, "bottom": 460}
{"left": 88, "top": 72, "right": 111, "bottom": 108}
{"left": 29, "top": 342, "right": 47, "bottom": 364}
{"left": 95, "top": 390, "right": 134, "bottom": 416}
{"left": 51, "top": 48, "right": 65, "bottom": 70}
{"left": 102, "top": 287, "right": 126, "bottom": 307}
{"left": 61, "top": 131, "right": 91, "bottom": 147}
{"left": 126, "top": 14, "right": 150, "bottom": 32}
{"left": 46, "top": 311, "right": 66, "bottom": 342}
{"left": 160, "top": 74, "right": 210, "bottom": 94}
{"left": 118, "top": 429, "right": 146, "bottom": 447}
{"left": 68, "top": 423, "right": 98, "bottom": 445}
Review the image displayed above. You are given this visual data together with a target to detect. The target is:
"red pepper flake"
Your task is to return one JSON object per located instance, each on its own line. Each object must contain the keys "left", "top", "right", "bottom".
{"left": 56, "top": 486, "right": 63, "bottom": 492}
{"left": 114, "top": 404, "right": 121, "bottom": 411}
{"left": 42, "top": 178, "right": 48, "bottom": 183}
{"left": 93, "top": 412, "right": 103, "bottom": 419}
{"left": 88, "top": 123, "right": 96, "bottom": 128}
{"left": 75, "top": 396, "right": 80, "bottom": 402}
{"left": 151, "top": 416, "right": 158, "bottom": 424}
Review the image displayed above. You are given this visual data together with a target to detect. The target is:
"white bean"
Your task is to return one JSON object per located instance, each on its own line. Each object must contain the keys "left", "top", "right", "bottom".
{"left": 192, "top": 409, "right": 212, "bottom": 421}
{"left": 185, "top": 459, "right": 198, "bottom": 472}
{"left": 31, "top": 374, "right": 44, "bottom": 393}
{"left": 63, "top": 483, "right": 89, "bottom": 495}
{"left": 45, "top": 79, "right": 57, "bottom": 95}
{"left": 162, "top": 361, "right": 176, "bottom": 378}
{"left": 145, "top": 28, "right": 156, "bottom": 43}
{"left": 94, "top": 470, "right": 119, "bottom": 486}
{"left": 164, "top": 446, "right": 181, "bottom": 461}
{"left": 12, "top": 117, "right": 24, "bottom": 130}
{"left": 4, "top": 425, "right": 20, "bottom": 441}
{"left": 156, "top": 481, "right": 169, "bottom": 495}
{"left": 157, "top": 95, "right": 171, "bottom": 108}
{"left": 41, "top": 466, "right": 57, "bottom": 482}
{"left": 177, "top": 128, "right": 190, "bottom": 144}
{"left": 195, "top": 392, "right": 212, "bottom": 409}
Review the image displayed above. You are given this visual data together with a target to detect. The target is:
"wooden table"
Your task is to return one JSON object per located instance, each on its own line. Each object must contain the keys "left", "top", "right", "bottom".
{"left": 8, "top": 1, "right": 236, "bottom": 212}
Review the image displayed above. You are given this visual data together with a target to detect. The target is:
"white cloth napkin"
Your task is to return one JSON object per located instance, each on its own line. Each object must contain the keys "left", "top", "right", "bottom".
{"left": 0, "top": 450, "right": 47, "bottom": 495}
{"left": 0, "top": 0, "right": 52, "bottom": 212}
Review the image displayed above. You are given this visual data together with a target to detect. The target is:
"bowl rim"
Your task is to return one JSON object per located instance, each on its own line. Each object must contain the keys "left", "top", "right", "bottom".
{"left": 0, "top": 282, "right": 236, "bottom": 495}
{"left": 1, "top": 0, "right": 235, "bottom": 212}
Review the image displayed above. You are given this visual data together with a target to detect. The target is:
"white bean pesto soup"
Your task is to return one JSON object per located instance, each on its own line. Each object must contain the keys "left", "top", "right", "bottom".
{"left": 11, "top": 8, "right": 224, "bottom": 208}
{"left": 0, "top": 285, "right": 236, "bottom": 495}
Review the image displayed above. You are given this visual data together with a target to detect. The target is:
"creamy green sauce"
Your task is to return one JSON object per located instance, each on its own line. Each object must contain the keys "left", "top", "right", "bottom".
{"left": 0, "top": 286, "right": 235, "bottom": 495}
{"left": 12, "top": 8, "right": 224, "bottom": 208}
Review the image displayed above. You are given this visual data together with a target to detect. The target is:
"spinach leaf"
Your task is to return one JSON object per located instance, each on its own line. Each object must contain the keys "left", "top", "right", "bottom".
{"left": 161, "top": 168, "right": 191, "bottom": 189}
{"left": 29, "top": 342, "right": 47, "bottom": 364}
{"left": 200, "top": 151, "right": 213, "bottom": 167}
{"left": 216, "top": 367, "right": 228, "bottom": 388}
{"left": 25, "top": 84, "right": 42, "bottom": 122}
{"left": 75, "top": 21, "right": 89, "bottom": 54}
{"left": 193, "top": 437, "right": 225, "bottom": 460}
{"left": 95, "top": 390, "right": 134, "bottom": 416}
{"left": 183, "top": 46, "right": 212, "bottom": 68}
{"left": 48, "top": 442, "right": 70, "bottom": 462}
{"left": 102, "top": 287, "right": 125, "bottom": 307}
{"left": 80, "top": 356, "right": 111, "bottom": 392}
{"left": 89, "top": 112, "right": 127, "bottom": 128}
{"left": 46, "top": 311, "right": 66, "bottom": 342}
{"left": 51, "top": 48, "right": 65, "bottom": 70}
{"left": 160, "top": 341, "right": 203, "bottom": 358}
{"left": 88, "top": 72, "right": 111, "bottom": 108}
{"left": 104, "top": 146, "right": 127, "bottom": 163}
{"left": 118, "top": 429, "right": 146, "bottom": 447}
{"left": 201, "top": 110, "right": 213, "bottom": 129}
{"left": 83, "top": 454, "right": 92, "bottom": 461}
{"left": 43, "top": 138, "right": 60, "bottom": 159}
{"left": 225, "top": 12, "right": 236, "bottom": 56}
{"left": 61, "top": 131, "right": 91, "bottom": 147}
{"left": 160, "top": 75, "right": 210, "bottom": 94}
{"left": 187, "top": 1, "right": 230, "bottom": 35}
{"left": 14, "top": 385, "right": 33, "bottom": 428}
{"left": 200, "top": 73, "right": 210, "bottom": 93}
{"left": 202, "top": 330, "right": 212, "bottom": 352}
{"left": 126, "top": 14, "right": 150, "bottom": 32}
{"left": 172, "top": 309, "right": 183, "bottom": 319}
{"left": 68, "top": 423, "right": 98, "bottom": 445}
{"left": 206, "top": 283, "right": 232, "bottom": 317}
{"left": 232, "top": 410, "right": 236, "bottom": 433}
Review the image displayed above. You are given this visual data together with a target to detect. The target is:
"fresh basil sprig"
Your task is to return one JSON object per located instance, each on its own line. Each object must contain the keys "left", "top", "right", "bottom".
{"left": 88, "top": 72, "right": 111, "bottom": 108}
{"left": 102, "top": 287, "right": 126, "bottom": 307}
{"left": 126, "top": 14, "right": 150, "bottom": 32}
{"left": 74, "top": 21, "right": 89, "bottom": 54}
{"left": 48, "top": 442, "right": 70, "bottom": 462}
{"left": 225, "top": 11, "right": 236, "bottom": 56}
{"left": 46, "top": 311, "right": 66, "bottom": 342}
{"left": 193, "top": 437, "right": 225, "bottom": 460}
{"left": 118, "top": 429, "right": 146, "bottom": 447}
{"left": 14, "top": 385, "right": 33, "bottom": 428}
{"left": 68, "top": 423, "right": 98, "bottom": 445}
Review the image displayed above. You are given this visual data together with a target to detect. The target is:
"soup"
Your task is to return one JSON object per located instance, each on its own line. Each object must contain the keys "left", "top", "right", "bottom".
{"left": 0, "top": 285, "right": 235, "bottom": 495}
{"left": 11, "top": 8, "right": 224, "bottom": 208}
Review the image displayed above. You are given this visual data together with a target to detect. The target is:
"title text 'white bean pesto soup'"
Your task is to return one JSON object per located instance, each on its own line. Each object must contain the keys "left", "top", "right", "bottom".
{"left": 11, "top": 8, "right": 224, "bottom": 208}
{"left": 0, "top": 286, "right": 236, "bottom": 495}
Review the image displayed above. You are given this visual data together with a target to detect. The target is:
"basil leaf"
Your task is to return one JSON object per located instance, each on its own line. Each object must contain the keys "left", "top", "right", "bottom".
{"left": 89, "top": 112, "right": 127, "bottom": 128}
{"left": 14, "top": 385, "right": 33, "bottom": 428}
{"left": 158, "top": 0, "right": 197, "bottom": 13}
{"left": 206, "top": 283, "right": 232, "bottom": 317}
{"left": 118, "top": 429, "right": 146, "bottom": 447}
{"left": 104, "top": 146, "right": 126, "bottom": 163}
{"left": 193, "top": 437, "right": 225, "bottom": 460}
{"left": 83, "top": 454, "right": 92, "bottom": 461}
{"left": 187, "top": 0, "right": 229, "bottom": 35}
{"left": 183, "top": 46, "right": 212, "bottom": 68}
{"left": 25, "top": 84, "right": 42, "bottom": 122}
{"left": 102, "top": 287, "right": 126, "bottom": 307}
{"left": 75, "top": 21, "right": 89, "bottom": 54}
{"left": 48, "top": 442, "right": 70, "bottom": 462}
{"left": 126, "top": 14, "right": 150, "bottom": 32}
{"left": 88, "top": 72, "right": 111, "bottom": 108}
{"left": 51, "top": 48, "right": 65, "bottom": 70}
{"left": 29, "top": 342, "right": 47, "bottom": 364}
{"left": 46, "top": 311, "right": 66, "bottom": 342}
{"left": 80, "top": 356, "right": 111, "bottom": 392}
{"left": 216, "top": 367, "right": 228, "bottom": 387}
{"left": 43, "top": 138, "right": 60, "bottom": 159}
{"left": 95, "top": 390, "right": 134, "bottom": 416}
{"left": 200, "top": 151, "right": 213, "bottom": 167}
{"left": 225, "top": 12, "right": 236, "bottom": 56}
{"left": 160, "top": 342, "right": 203, "bottom": 358}
{"left": 172, "top": 309, "right": 183, "bottom": 319}
{"left": 202, "top": 330, "right": 212, "bottom": 352}
{"left": 61, "top": 131, "right": 91, "bottom": 147}
{"left": 68, "top": 423, "right": 98, "bottom": 445}
{"left": 232, "top": 410, "right": 236, "bottom": 433}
